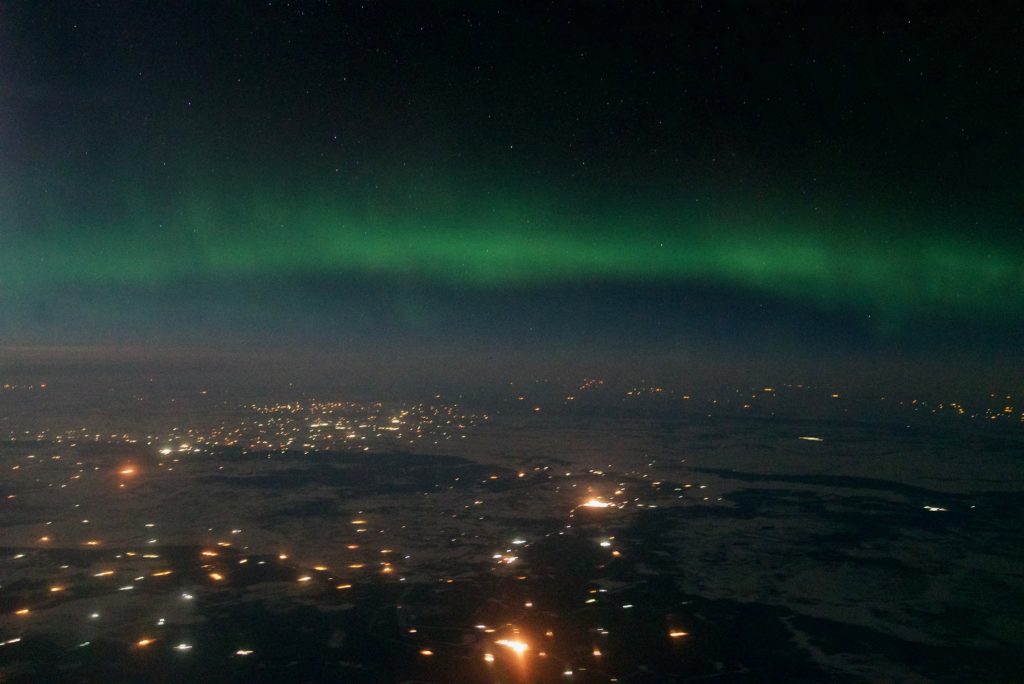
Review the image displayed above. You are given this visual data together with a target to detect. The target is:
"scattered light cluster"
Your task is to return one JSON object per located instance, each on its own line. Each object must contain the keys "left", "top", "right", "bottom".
{"left": 148, "top": 400, "right": 487, "bottom": 454}
{"left": 0, "top": 378, "right": 1004, "bottom": 680}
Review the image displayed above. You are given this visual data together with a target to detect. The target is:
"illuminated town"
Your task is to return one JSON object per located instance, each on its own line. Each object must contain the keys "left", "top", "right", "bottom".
{"left": 1, "top": 377, "right": 1022, "bottom": 681}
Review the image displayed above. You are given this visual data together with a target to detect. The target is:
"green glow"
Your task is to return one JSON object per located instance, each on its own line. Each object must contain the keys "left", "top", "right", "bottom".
{"left": 2, "top": 185, "right": 1019, "bottom": 322}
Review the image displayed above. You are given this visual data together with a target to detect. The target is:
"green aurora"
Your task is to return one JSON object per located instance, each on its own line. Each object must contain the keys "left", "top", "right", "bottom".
{"left": 2, "top": 184, "right": 1018, "bottom": 324}
{"left": 2, "top": 1, "right": 1022, "bottom": 359}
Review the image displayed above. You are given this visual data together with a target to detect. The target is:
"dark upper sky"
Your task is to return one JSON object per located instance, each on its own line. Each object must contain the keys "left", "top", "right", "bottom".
{"left": 1, "top": 2, "right": 1022, "bottom": 385}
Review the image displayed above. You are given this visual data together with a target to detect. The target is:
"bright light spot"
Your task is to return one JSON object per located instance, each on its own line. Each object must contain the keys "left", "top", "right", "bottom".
{"left": 336, "top": 584, "right": 352, "bottom": 590}
{"left": 495, "top": 639, "right": 529, "bottom": 655}
{"left": 581, "top": 498, "right": 610, "bottom": 508}
{"left": 94, "top": 570, "right": 114, "bottom": 577}
{"left": 235, "top": 649, "right": 253, "bottom": 656}
{"left": 483, "top": 652, "right": 495, "bottom": 663}
{"left": 49, "top": 586, "right": 65, "bottom": 593}
{"left": 798, "top": 436, "right": 824, "bottom": 442}
{"left": 136, "top": 638, "right": 155, "bottom": 647}
{"left": 669, "top": 630, "right": 689, "bottom": 638}
{"left": 419, "top": 649, "right": 434, "bottom": 656}
{"left": 15, "top": 608, "right": 30, "bottom": 616}
{"left": 208, "top": 572, "right": 224, "bottom": 581}
{"left": 119, "top": 467, "right": 136, "bottom": 476}
{"left": 174, "top": 643, "right": 192, "bottom": 651}
{"left": 297, "top": 575, "right": 312, "bottom": 582}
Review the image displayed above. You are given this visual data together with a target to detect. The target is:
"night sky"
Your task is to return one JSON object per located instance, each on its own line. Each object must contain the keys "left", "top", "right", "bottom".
{"left": 2, "top": 2, "right": 1022, "bottom": 383}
